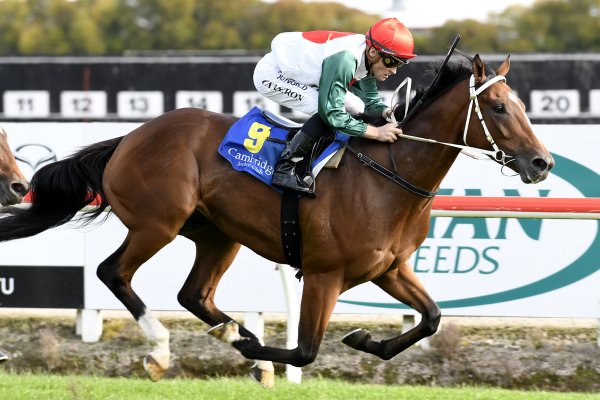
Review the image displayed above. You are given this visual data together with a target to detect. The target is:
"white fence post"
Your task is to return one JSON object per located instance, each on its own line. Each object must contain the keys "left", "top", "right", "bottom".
{"left": 244, "top": 311, "right": 264, "bottom": 340}
{"left": 402, "top": 314, "right": 415, "bottom": 334}
{"left": 402, "top": 314, "right": 430, "bottom": 349}
{"left": 76, "top": 309, "right": 103, "bottom": 343}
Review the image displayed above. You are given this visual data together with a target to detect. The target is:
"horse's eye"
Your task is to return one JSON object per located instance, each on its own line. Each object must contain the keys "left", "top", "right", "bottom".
{"left": 493, "top": 103, "right": 506, "bottom": 113}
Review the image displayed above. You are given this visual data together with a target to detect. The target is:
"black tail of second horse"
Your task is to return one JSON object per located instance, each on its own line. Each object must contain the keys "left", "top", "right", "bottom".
{"left": 0, "top": 136, "right": 124, "bottom": 242}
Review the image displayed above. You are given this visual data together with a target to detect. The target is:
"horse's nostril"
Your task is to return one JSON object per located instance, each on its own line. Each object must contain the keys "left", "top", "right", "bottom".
{"left": 531, "top": 157, "right": 549, "bottom": 171}
{"left": 11, "top": 182, "right": 29, "bottom": 196}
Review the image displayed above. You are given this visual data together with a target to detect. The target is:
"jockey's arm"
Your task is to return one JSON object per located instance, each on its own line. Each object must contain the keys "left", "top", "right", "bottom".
{"left": 318, "top": 52, "right": 401, "bottom": 142}
{"left": 317, "top": 51, "right": 369, "bottom": 137}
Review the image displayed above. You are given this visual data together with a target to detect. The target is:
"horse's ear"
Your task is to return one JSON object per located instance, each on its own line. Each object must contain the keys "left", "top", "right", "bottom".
{"left": 472, "top": 54, "right": 486, "bottom": 85}
{"left": 0, "top": 126, "right": 6, "bottom": 137}
{"left": 496, "top": 54, "right": 511, "bottom": 76}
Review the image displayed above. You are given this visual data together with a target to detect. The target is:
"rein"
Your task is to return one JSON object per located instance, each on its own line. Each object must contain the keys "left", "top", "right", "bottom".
{"left": 396, "top": 34, "right": 461, "bottom": 130}
{"left": 348, "top": 73, "right": 509, "bottom": 198}
{"left": 345, "top": 144, "right": 437, "bottom": 198}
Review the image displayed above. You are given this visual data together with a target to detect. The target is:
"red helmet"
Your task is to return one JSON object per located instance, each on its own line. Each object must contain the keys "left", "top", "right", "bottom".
{"left": 365, "top": 18, "right": 416, "bottom": 59}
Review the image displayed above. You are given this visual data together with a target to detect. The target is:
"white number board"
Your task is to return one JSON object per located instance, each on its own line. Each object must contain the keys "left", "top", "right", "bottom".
{"left": 3, "top": 91, "right": 50, "bottom": 118}
{"left": 117, "top": 91, "right": 164, "bottom": 118}
{"left": 60, "top": 91, "right": 107, "bottom": 118}
{"left": 175, "top": 91, "right": 223, "bottom": 112}
{"left": 530, "top": 90, "right": 580, "bottom": 117}
{"left": 589, "top": 89, "right": 600, "bottom": 116}
{"left": 233, "top": 91, "right": 280, "bottom": 117}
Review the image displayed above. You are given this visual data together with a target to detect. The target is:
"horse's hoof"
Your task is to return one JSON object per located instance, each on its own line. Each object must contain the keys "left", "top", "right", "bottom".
{"left": 208, "top": 321, "right": 242, "bottom": 344}
{"left": 250, "top": 363, "right": 275, "bottom": 389}
{"left": 0, "top": 352, "right": 8, "bottom": 363}
{"left": 342, "top": 328, "right": 370, "bottom": 350}
{"left": 143, "top": 355, "right": 166, "bottom": 382}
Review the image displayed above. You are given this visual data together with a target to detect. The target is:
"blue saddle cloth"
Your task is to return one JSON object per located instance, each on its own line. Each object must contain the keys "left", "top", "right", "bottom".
{"left": 218, "top": 107, "right": 349, "bottom": 187}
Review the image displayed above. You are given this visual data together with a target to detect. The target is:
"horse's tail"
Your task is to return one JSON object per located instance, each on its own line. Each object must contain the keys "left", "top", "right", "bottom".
{"left": 0, "top": 136, "right": 124, "bottom": 242}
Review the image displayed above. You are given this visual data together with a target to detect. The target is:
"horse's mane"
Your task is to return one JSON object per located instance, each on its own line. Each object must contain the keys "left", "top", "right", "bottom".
{"left": 407, "top": 53, "right": 497, "bottom": 112}
{"left": 359, "top": 53, "right": 497, "bottom": 126}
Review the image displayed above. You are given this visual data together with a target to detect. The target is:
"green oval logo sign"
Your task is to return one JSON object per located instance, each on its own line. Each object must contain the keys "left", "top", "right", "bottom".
{"left": 339, "top": 153, "right": 600, "bottom": 309}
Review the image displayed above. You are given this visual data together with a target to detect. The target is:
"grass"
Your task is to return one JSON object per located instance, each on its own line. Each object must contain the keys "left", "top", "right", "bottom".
{"left": 0, "top": 373, "right": 599, "bottom": 400}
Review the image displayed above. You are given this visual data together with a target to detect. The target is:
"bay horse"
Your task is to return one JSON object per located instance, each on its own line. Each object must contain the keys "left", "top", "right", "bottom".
{"left": 0, "top": 54, "right": 553, "bottom": 386}
{"left": 0, "top": 127, "right": 28, "bottom": 364}
{"left": 0, "top": 128, "right": 29, "bottom": 206}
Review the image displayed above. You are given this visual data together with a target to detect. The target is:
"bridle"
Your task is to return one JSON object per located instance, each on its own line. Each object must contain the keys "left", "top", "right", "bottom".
{"left": 390, "top": 74, "right": 512, "bottom": 165}
{"left": 347, "top": 72, "right": 513, "bottom": 198}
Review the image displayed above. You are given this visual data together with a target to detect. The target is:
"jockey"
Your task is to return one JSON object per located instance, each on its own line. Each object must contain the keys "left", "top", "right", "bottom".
{"left": 253, "top": 18, "right": 416, "bottom": 195}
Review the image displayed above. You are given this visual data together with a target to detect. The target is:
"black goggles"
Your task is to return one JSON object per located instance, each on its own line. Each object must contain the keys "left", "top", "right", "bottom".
{"left": 379, "top": 52, "right": 409, "bottom": 68}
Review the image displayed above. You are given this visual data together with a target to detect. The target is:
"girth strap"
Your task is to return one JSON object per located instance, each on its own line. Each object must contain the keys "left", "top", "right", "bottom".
{"left": 346, "top": 144, "right": 437, "bottom": 198}
{"left": 280, "top": 189, "right": 303, "bottom": 279}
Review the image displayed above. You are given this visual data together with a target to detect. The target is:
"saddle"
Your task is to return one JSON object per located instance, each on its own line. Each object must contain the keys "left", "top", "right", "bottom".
{"left": 218, "top": 107, "right": 349, "bottom": 189}
{"left": 218, "top": 107, "right": 350, "bottom": 278}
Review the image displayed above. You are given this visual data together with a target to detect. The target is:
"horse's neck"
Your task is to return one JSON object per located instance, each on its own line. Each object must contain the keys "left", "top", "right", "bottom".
{"left": 395, "top": 85, "right": 468, "bottom": 194}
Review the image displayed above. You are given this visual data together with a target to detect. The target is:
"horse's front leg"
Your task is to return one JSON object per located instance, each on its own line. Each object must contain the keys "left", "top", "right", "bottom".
{"left": 210, "top": 271, "right": 342, "bottom": 367}
{"left": 342, "top": 261, "right": 441, "bottom": 360}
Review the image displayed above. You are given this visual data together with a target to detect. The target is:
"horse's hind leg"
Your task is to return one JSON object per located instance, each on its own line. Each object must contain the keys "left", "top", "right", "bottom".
{"left": 96, "top": 230, "right": 176, "bottom": 381}
{"left": 177, "top": 225, "right": 276, "bottom": 387}
{"left": 342, "top": 261, "right": 441, "bottom": 360}
{"left": 177, "top": 225, "right": 241, "bottom": 327}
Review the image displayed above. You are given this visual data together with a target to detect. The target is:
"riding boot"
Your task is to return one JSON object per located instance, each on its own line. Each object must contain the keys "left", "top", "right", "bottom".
{"left": 272, "top": 130, "right": 317, "bottom": 195}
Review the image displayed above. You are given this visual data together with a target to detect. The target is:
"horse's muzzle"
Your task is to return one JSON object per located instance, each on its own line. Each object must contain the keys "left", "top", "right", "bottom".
{"left": 0, "top": 180, "right": 30, "bottom": 206}
{"left": 521, "top": 154, "right": 555, "bottom": 184}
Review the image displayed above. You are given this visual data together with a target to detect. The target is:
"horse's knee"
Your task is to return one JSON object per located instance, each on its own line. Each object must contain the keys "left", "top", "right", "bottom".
{"left": 96, "top": 261, "right": 124, "bottom": 290}
{"left": 421, "top": 305, "right": 442, "bottom": 336}
{"left": 96, "top": 254, "right": 147, "bottom": 319}
{"left": 177, "top": 289, "right": 204, "bottom": 310}
{"left": 176, "top": 291, "right": 194, "bottom": 310}
{"left": 291, "top": 346, "right": 318, "bottom": 367}
{"left": 96, "top": 243, "right": 128, "bottom": 289}
{"left": 177, "top": 291, "right": 214, "bottom": 320}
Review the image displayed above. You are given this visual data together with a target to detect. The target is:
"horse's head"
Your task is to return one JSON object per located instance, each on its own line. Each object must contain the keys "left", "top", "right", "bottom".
{"left": 0, "top": 127, "right": 29, "bottom": 205}
{"left": 464, "top": 54, "right": 554, "bottom": 183}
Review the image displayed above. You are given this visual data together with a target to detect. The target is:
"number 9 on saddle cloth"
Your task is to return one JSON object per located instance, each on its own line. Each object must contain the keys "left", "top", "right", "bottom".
{"left": 218, "top": 107, "right": 349, "bottom": 191}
